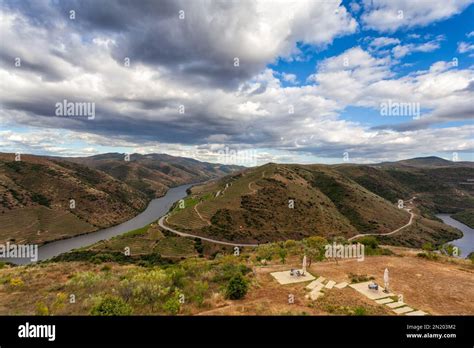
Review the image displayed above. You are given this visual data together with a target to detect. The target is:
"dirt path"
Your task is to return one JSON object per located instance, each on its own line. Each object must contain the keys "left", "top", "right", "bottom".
{"left": 194, "top": 202, "right": 211, "bottom": 226}
{"left": 248, "top": 181, "right": 258, "bottom": 194}
{"left": 348, "top": 197, "right": 416, "bottom": 242}
{"left": 162, "top": 197, "right": 419, "bottom": 248}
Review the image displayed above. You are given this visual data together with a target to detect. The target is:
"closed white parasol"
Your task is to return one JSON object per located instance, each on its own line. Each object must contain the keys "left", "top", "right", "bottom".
{"left": 384, "top": 268, "right": 389, "bottom": 292}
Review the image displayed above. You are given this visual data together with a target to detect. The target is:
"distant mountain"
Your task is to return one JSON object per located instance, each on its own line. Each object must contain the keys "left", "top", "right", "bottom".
{"left": 377, "top": 156, "right": 473, "bottom": 168}
{"left": 0, "top": 152, "right": 242, "bottom": 245}
{"left": 66, "top": 153, "right": 243, "bottom": 198}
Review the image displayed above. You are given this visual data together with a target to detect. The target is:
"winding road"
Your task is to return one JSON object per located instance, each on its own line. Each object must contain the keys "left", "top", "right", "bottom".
{"left": 159, "top": 197, "right": 417, "bottom": 247}
{"left": 158, "top": 215, "right": 259, "bottom": 247}
{"left": 348, "top": 197, "right": 416, "bottom": 241}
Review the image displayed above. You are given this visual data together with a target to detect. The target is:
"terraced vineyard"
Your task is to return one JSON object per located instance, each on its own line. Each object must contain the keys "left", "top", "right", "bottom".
{"left": 0, "top": 206, "right": 95, "bottom": 244}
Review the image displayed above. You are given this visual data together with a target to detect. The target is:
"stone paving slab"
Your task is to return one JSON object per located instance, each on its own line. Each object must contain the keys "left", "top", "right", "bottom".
{"left": 313, "top": 283, "right": 324, "bottom": 292}
{"left": 349, "top": 281, "right": 394, "bottom": 300}
{"left": 309, "top": 290, "right": 324, "bottom": 300}
{"left": 315, "top": 276, "right": 326, "bottom": 283}
{"left": 270, "top": 270, "right": 315, "bottom": 285}
{"left": 393, "top": 306, "right": 414, "bottom": 314}
{"left": 325, "top": 280, "right": 336, "bottom": 289}
{"left": 334, "top": 282, "right": 348, "bottom": 289}
{"left": 387, "top": 301, "right": 406, "bottom": 309}
{"left": 375, "top": 298, "right": 394, "bottom": 304}
{"left": 405, "top": 310, "right": 427, "bottom": 316}
{"left": 306, "top": 280, "right": 322, "bottom": 290}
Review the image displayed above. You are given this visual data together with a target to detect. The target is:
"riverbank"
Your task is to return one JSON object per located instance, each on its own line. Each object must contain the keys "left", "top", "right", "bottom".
{"left": 4, "top": 184, "right": 193, "bottom": 264}
{"left": 437, "top": 214, "right": 474, "bottom": 257}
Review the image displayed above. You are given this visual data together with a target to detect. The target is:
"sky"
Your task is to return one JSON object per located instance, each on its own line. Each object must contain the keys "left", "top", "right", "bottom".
{"left": 0, "top": 0, "right": 473, "bottom": 166}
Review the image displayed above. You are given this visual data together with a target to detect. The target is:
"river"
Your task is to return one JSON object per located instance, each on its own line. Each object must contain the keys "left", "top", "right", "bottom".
{"left": 7, "top": 183, "right": 192, "bottom": 265}
{"left": 436, "top": 214, "right": 474, "bottom": 257}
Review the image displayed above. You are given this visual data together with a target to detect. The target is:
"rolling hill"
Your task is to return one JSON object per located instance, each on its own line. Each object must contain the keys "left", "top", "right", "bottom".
{"left": 0, "top": 152, "right": 241, "bottom": 245}
{"left": 66, "top": 153, "right": 242, "bottom": 198}
{"left": 334, "top": 157, "right": 474, "bottom": 215}
{"left": 166, "top": 158, "right": 469, "bottom": 247}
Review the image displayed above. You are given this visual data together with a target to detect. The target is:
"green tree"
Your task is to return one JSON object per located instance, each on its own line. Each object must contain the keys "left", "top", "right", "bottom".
{"left": 303, "top": 236, "right": 328, "bottom": 266}
{"left": 225, "top": 274, "right": 248, "bottom": 300}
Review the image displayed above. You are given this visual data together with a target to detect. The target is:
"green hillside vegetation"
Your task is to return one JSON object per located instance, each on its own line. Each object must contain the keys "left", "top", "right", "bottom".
{"left": 451, "top": 210, "right": 474, "bottom": 228}
{"left": 335, "top": 161, "right": 474, "bottom": 214}
{"left": 167, "top": 163, "right": 411, "bottom": 244}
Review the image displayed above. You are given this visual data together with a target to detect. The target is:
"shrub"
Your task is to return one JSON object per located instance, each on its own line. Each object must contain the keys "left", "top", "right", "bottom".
{"left": 90, "top": 296, "right": 132, "bottom": 316}
{"left": 51, "top": 292, "right": 67, "bottom": 313}
{"left": 68, "top": 271, "right": 102, "bottom": 288}
{"left": 440, "top": 243, "right": 459, "bottom": 257}
{"left": 417, "top": 252, "right": 438, "bottom": 260}
{"left": 256, "top": 243, "right": 278, "bottom": 261}
{"left": 225, "top": 274, "right": 248, "bottom": 300}
{"left": 129, "top": 269, "right": 171, "bottom": 306}
{"left": 163, "top": 291, "right": 182, "bottom": 315}
{"left": 349, "top": 273, "right": 374, "bottom": 283}
{"left": 358, "top": 236, "right": 379, "bottom": 249}
{"left": 35, "top": 301, "right": 50, "bottom": 316}
{"left": 278, "top": 247, "right": 287, "bottom": 264}
{"left": 422, "top": 242, "right": 434, "bottom": 252}
{"left": 190, "top": 281, "right": 209, "bottom": 307}
{"left": 353, "top": 307, "right": 367, "bottom": 316}
{"left": 9, "top": 277, "right": 24, "bottom": 287}
{"left": 468, "top": 252, "right": 474, "bottom": 263}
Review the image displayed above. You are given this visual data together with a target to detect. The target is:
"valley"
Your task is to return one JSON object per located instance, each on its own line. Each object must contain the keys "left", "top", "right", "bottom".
{"left": 0, "top": 153, "right": 472, "bottom": 316}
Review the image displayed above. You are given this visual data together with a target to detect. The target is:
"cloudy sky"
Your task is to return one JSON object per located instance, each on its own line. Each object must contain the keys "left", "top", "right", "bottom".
{"left": 0, "top": 0, "right": 473, "bottom": 165}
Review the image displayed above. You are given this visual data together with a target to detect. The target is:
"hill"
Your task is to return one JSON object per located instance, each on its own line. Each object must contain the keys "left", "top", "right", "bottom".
{"left": 165, "top": 159, "right": 468, "bottom": 247}
{"left": 334, "top": 156, "right": 474, "bottom": 214}
{"left": 66, "top": 153, "right": 242, "bottom": 198}
{"left": 0, "top": 153, "right": 147, "bottom": 244}
{"left": 166, "top": 163, "right": 411, "bottom": 243}
{"left": 0, "top": 152, "right": 241, "bottom": 245}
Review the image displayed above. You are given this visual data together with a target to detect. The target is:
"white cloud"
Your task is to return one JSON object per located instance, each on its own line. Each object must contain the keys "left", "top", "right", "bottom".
{"left": 458, "top": 41, "right": 474, "bottom": 53}
{"left": 0, "top": 1, "right": 472, "bottom": 163}
{"left": 361, "top": 0, "right": 474, "bottom": 32}
{"left": 369, "top": 37, "right": 401, "bottom": 50}
{"left": 281, "top": 72, "right": 298, "bottom": 84}
{"left": 392, "top": 37, "right": 444, "bottom": 59}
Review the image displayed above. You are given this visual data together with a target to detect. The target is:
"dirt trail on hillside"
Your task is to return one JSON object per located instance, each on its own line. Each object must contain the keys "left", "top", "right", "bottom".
{"left": 194, "top": 202, "right": 211, "bottom": 225}
{"left": 348, "top": 197, "right": 416, "bottom": 241}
